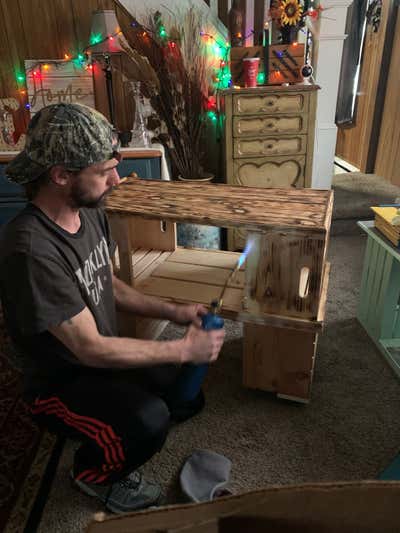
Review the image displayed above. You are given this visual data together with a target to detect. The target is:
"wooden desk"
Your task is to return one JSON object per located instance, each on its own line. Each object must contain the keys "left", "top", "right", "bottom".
{"left": 106, "top": 178, "right": 333, "bottom": 402}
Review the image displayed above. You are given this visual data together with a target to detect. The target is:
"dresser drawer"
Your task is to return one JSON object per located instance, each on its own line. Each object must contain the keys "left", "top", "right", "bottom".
{"left": 231, "top": 155, "right": 305, "bottom": 188}
{"left": 233, "top": 135, "right": 307, "bottom": 158}
{"left": 233, "top": 93, "right": 309, "bottom": 115}
{"left": 233, "top": 114, "right": 307, "bottom": 137}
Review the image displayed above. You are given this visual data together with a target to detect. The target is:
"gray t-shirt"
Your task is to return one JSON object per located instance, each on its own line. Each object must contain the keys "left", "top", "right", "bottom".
{"left": 0, "top": 203, "right": 117, "bottom": 398}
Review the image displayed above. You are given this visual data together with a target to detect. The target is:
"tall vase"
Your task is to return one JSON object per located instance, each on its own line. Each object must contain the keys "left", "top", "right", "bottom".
{"left": 228, "top": 0, "right": 244, "bottom": 47}
{"left": 130, "top": 81, "right": 151, "bottom": 148}
{"left": 176, "top": 174, "right": 222, "bottom": 250}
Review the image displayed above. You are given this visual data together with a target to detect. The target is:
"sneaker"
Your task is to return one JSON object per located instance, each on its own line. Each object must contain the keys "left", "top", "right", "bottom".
{"left": 71, "top": 470, "right": 162, "bottom": 513}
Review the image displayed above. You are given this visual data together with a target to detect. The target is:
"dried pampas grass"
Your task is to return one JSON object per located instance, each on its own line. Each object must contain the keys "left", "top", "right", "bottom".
{"left": 121, "top": 8, "right": 213, "bottom": 180}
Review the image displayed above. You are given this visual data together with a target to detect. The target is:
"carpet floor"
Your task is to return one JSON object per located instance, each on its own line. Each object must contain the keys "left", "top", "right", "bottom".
{"left": 0, "top": 314, "right": 60, "bottom": 533}
{"left": 36, "top": 232, "right": 400, "bottom": 532}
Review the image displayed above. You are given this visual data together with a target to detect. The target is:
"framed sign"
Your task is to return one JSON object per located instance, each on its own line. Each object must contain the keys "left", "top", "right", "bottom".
{"left": 25, "top": 60, "right": 95, "bottom": 116}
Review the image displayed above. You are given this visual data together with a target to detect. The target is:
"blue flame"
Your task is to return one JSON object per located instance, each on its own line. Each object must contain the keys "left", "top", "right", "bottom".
{"left": 237, "top": 238, "right": 253, "bottom": 268}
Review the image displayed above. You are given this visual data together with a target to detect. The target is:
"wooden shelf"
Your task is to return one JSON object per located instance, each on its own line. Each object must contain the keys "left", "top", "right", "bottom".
{"left": 135, "top": 248, "right": 244, "bottom": 321}
{"left": 107, "top": 178, "right": 333, "bottom": 233}
{"left": 115, "top": 247, "right": 330, "bottom": 331}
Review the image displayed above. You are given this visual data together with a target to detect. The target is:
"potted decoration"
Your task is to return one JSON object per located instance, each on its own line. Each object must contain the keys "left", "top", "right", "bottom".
{"left": 120, "top": 8, "right": 222, "bottom": 249}
{"left": 269, "top": 0, "right": 322, "bottom": 44}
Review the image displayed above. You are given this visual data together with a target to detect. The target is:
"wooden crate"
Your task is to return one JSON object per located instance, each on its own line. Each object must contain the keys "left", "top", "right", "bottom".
{"left": 230, "top": 44, "right": 305, "bottom": 86}
{"left": 107, "top": 178, "right": 332, "bottom": 325}
{"left": 242, "top": 227, "right": 332, "bottom": 321}
{"left": 357, "top": 220, "right": 400, "bottom": 379}
{"left": 243, "top": 323, "right": 318, "bottom": 402}
{"left": 106, "top": 178, "right": 333, "bottom": 401}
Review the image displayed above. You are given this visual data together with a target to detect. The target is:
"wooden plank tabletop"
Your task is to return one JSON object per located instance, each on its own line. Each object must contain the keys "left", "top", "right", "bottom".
{"left": 106, "top": 178, "right": 333, "bottom": 233}
{"left": 220, "top": 83, "right": 320, "bottom": 95}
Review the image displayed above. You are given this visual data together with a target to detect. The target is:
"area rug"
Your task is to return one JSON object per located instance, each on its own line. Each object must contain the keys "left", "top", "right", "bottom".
{"left": 0, "top": 310, "right": 62, "bottom": 532}
{"left": 37, "top": 234, "right": 400, "bottom": 532}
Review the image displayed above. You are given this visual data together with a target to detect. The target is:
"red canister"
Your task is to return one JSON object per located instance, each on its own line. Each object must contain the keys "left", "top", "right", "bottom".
{"left": 243, "top": 57, "right": 260, "bottom": 87}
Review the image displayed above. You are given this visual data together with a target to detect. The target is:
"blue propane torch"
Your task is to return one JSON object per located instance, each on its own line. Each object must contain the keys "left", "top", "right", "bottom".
{"left": 172, "top": 240, "right": 253, "bottom": 404}
{"left": 201, "top": 239, "right": 253, "bottom": 331}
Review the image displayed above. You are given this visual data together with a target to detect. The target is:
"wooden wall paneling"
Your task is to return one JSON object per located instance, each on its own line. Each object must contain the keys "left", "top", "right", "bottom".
{"left": 375, "top": 10, "right": 400, "bottom": 185}
{"left": 98, "top": 0, "right": 114, "bottom": 10}
{"left": 70, "top": 0, "right": 103, "bottom": 55}
{"left": 218, "top": 0, "right": 228, "bottom": 27}
{"left": 19, "top": 0, "right": 60, "bottom": 59}
{"left": 366, "top": 2, "right": 398, "bottom": 173}
{"left": 335, "top": 1, "right": 393, "bottom": 171}
{"left": 53, "top": 0, "right": 79, "bottom": 61}
{"left": 0, "top": 0, "right": 30, "bottom": 134}
{"left": 0, "top": 2, "right": 17, "bottom": 96}
{"left": 0, "top": 0, "right": 149, "bottom": 140}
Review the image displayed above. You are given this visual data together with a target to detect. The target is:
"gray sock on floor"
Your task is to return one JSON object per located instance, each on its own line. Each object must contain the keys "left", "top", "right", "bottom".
{"left": 180, "top": 449, "right": 232, "bottom": 502}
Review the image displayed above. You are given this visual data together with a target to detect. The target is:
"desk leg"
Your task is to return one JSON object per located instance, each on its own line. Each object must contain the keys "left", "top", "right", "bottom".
{"left": 243, "top": 324, "right": 318, "bottom": 403}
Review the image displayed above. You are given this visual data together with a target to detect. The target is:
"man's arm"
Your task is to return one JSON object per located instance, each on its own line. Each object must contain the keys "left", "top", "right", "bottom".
{"left": 48, "top": 306, "right": 225, "bottom": 369}
{"left": 112, "top": 273, "right": 207, "bottom": 326}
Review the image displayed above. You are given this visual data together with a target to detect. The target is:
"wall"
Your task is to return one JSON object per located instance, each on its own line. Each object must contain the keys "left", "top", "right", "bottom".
{"left": 0, "top": 0, "right": 226, "bottom": 177}
{"left": 335, "top": 1, "right": 395, "bottom": 172}
{"left": 0, "top": 0, "right": 134, "bottom": 136}
{"left": 310, "top": 0, "right": 352, "bottom": 189}
{"left": 374, "top": 12, "right": 400, "bottom": 186}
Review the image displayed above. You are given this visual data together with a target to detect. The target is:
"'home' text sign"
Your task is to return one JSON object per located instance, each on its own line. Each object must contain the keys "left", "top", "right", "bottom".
{"left": 25, "top": 60, "right": 95, "bottom": 116}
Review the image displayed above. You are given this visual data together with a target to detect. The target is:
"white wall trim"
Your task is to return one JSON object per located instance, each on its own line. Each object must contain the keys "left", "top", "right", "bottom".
{"left": 310, "top": 0, "right": 353, "bottom": 189}
{"left": 318, "top": 34, "right": 348, "bottom": 41}
{"left": 323, "top": 1, "right": 353, "bottom": 6}
{"left": 316, "top": 123, "right": 339, "bottom": 131}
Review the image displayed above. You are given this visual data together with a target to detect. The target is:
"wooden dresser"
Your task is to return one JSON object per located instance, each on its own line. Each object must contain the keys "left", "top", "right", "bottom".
{"left": 221, "top": 84, "right": 319, "bottom": 250}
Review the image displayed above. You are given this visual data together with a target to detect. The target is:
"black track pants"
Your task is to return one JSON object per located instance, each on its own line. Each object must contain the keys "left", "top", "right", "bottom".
{"left": 30, "top": 365, "right": 200, "bottom": 485}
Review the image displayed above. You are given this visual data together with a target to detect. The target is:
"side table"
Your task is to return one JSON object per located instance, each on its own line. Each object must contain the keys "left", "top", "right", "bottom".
{"left": 106, "top": 179, "right": 333, "bottom": 403}
{"left": 357, "top": 220, "right": 400, "bottom": 377}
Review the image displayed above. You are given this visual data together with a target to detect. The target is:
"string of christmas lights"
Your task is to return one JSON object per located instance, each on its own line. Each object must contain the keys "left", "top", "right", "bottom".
{"left": 14, "top": 19, "right": 230, "bottom": 122}
{"left": 15, "top": 28, "right": 126, "bottom": 110}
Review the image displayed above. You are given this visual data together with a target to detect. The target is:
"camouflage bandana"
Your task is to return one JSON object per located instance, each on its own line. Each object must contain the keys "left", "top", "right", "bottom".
{"left": 6, "top": 103, "right": 120, "bottom": 184}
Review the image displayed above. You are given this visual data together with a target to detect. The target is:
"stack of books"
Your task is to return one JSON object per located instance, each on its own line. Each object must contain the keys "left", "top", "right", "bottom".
{"left": 371, "top": 206, "right": 400, "bottom": 247}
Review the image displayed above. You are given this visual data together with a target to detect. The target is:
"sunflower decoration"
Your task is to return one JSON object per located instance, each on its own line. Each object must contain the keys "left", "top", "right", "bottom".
{"left": 280, "top": 0, "right": 303, "bottom": 26}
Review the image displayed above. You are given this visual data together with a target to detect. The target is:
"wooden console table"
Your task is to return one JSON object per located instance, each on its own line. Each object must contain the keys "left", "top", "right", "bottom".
{"left": 106, "top": 178, "right": 333, "bottom": 403}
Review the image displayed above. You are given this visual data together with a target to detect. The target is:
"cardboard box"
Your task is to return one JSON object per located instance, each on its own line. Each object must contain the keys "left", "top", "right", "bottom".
{"left": 86, "top": 481, "right": 400, "bottom": 532}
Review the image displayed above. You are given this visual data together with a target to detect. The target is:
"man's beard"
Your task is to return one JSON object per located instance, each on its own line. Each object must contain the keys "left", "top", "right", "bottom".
{"left": 69, "top": 186, "right": 111, "bottom": 209}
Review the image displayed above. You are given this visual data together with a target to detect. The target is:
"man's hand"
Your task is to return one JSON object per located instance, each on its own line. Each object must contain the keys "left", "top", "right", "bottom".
{"left": 181, "top": 324, "right": 225, "bottom": 364}
{"left": 172, "top": 303, "right": 208, "bottom": 328}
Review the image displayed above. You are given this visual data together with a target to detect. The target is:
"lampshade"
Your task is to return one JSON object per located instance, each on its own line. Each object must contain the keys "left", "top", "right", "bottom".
{"left": 89, "top": 10, "right": 124, "bottom": 54}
